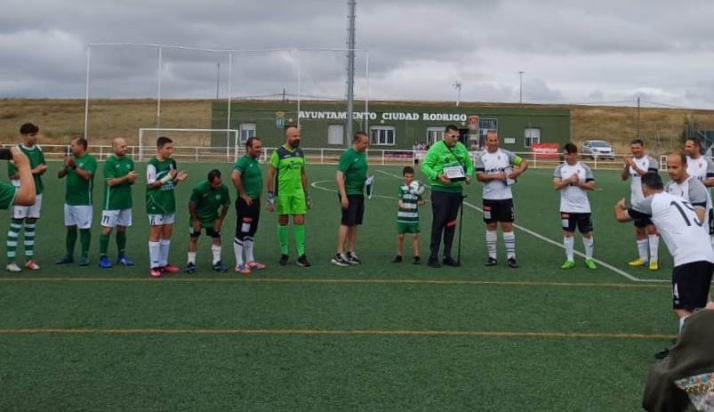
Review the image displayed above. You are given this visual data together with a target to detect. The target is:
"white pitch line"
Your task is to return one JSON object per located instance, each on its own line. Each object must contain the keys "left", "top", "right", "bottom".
{"left": 375, "top": 169, "right": 665, "bottom": 283}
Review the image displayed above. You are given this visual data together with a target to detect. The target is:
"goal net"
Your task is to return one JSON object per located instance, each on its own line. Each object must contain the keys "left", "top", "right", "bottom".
{"left": 138, "top": 128, "right": 239, "bottom": 162}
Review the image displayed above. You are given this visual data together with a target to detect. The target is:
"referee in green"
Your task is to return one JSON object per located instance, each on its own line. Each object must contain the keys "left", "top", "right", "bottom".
{"left": 266, "top": 125, "right": 312, "bottom": 267}
{"left": 421, "top": 124, "right": 473, "bottom": 268}
{"left": 331, "top": 131, "right": 369, "bottom": 266}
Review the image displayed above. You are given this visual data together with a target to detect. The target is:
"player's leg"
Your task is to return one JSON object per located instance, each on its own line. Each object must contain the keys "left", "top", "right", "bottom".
{"left": 159, "top": 217, "right": 179, "bottom": 273}
{"left": 393, "top": 231, "right": 405, "bottom": 263}
{"left": 58, "top": 204, "right": 79, "bottom": 265}
{"left": 291, "top": 193, "right": 309, "bottom": 266}
{"left": 6, "top": 207, "right": 24, "bottom": 271}
{"left": 276, "top": 195, "right": 291, "bottom": 264}
{"left": 23, "top": 194, "right": 42, "bottom": 270}
{"left": 116, "top": 209, "right": 133, "bottom": 265}
{"left": 428, "top": 191, "right": 448, "bottom": 268}
{"left": 441, "top": 192, "right": 460, "bottom": 266}
{"left": 185, "top": 223, "right": 200, "bottom": 273}
{"left": 77, "top": 206, "right": 93, "bottom": 266}
{"left": 244, "top": 201, "right": 264, "bottom": 271}
{"left": 411, "top": 230, "right": 421, "bottom": 264}
{"left": 560, "top": 212, "right": 576, "bottom": 269}
{"left": 99, "top": 210, "right": 116, "bottom": 268}
{"left": 483, "top": 199, "right": 498, "bottom": 266}
{"left": 209, "top": 228, "right": 227, "bottom": 272}
{"left": 346, "top": 195, "right": 364, "bottom": 264}
{"left": 580, "top": 213, "right": 596, "bottom": 270}
{"left": 646, "top": 223, "right": 659, "bottom": 270}
{"left": 501, "top": 199, "right": 517, "bottom": 268}
{"left": 333, "top": 195, "right": 354, "bottom": 266}
{"left": 148, "top": 215, "right": 163, "bottom": 277}
{"left": 630, "top": 222, "right": 648, "bottom": 266}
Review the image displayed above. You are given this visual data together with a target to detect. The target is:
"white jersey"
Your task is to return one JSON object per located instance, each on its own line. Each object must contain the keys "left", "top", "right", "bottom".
{"left": 628, "top": 155, "right": 659, "bottom": 203}
{"left": 476, "top": 148, "right": 522, "bottom": 200}
{"left": 629, "top": 192, "right": 714, "bottom": 266}
{"left": 686, "top": 155, "right": 714, "bottom": 183}
{"left": 665, "top": 175, "right": 712, "bottom": 229}
{"left": 554, "top": 161, "right": 594, "bottom": 213}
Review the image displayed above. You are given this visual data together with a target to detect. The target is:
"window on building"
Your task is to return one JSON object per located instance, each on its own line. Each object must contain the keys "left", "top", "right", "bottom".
{"left": 370, "top": 126, "right": 395, "bottom": 146}
{"left": 524, "top": 128, "right": 541, "bottom": 147}
{"left": 479, "top": 118, "right": 498, "bottom": 131}
{"left": 239, "top": 123, "right": 256, "bottom": 143}
{"left": 328, "top": 124, "right": 344, "bottom": 145}
{"left": 426, "top": 127, "right": 444, "bottom": 146}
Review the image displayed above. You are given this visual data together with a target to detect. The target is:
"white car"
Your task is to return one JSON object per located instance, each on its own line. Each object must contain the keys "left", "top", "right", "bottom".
{"left": 582, "top": 140, "right": 615, "bottom": 160}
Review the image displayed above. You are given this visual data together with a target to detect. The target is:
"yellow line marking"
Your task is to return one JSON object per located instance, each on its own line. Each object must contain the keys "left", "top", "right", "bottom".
{"left": 0, "top": 328, "right": 676, "bottom": 340}
{"left": 0, "top": 277, "right": 669, "bottom": 288}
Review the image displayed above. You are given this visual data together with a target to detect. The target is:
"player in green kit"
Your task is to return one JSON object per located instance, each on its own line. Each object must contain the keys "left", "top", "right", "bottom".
{"left": 56, "top": 137, "right": 97, "bottom": 266}
{"left": 184, "top": 169, "right": 230, "bottom": 273}
{"left": 98, "top": 137, "right": 137, "bottom": 268}
{"left": 232, "top": 137, "right": 266, "bottom": 275}
{"left": 146, "top": 137, "right": 188, "bottom": 278}
{"left": 6, "top": 123, "right": 47, "bottom": 272}
{"left": 266, "top": 125, "right": 312, "bottom": 267}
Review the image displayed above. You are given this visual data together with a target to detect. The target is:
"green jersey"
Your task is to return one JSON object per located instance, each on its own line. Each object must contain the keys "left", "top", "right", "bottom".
{"left": 190, "top": 181, "right": 230, "bottom": 224}
{"left": 269, "top": 145, "right": 305, "bottom": 196}
{"left": 234, "top": 155, "right": 263, "bottom": 200}
{"left": 146, "top": 157, "right": 178, "bottom": 215}
{"left": 8, "top": 144, "right": 46, "bottom": 195}
{"left": 337, "top": 147, "right": 368, "bottom": 195}
{"left": 397, "top": 183, "right": 421, "bottom": 223}
{"left": 0, "top": 182, "right": 17, "bottom": 209}
{"left": 65, "top": 153, "right": 97, "bottom": 206}
{"left": 420, "top": 140, "right": 474, "bottom": 193}
{"left": 103, "top": 155, "right": 135, "bottom": 210}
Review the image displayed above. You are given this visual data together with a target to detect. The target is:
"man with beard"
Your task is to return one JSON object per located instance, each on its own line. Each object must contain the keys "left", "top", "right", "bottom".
{"left": 266, "top": 125, "right": 312, "bottom": 267}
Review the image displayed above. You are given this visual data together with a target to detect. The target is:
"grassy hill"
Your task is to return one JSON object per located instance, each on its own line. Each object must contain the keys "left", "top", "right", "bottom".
{"left": 2, "top": 98, "right": 713, "bottom": 154}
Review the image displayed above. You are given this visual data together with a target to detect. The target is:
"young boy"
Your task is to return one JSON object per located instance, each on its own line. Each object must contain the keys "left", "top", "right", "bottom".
{"left": 146, "top": 137, "right": 187, "bottom": 278}
{"left": 392, "top": 166, "right": 426, "bottom": 264}
{"left": 6, "top": 122, "right": 47, "bottom": 272}
{"left": 185, "top": 169, "right": 230, "bottom": 273}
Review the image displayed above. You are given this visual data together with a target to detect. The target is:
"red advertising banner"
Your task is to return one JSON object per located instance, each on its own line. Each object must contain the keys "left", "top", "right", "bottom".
{"left": 531, "top": 143, "right": 560, "bottom": 159}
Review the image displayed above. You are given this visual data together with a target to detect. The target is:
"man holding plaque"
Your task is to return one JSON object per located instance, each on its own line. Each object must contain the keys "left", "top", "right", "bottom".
{"left": 420, "top": 124, "right": 474, "bottom": 268}
{"left": 475, "top": 131, "right": 529, "bottom": 268}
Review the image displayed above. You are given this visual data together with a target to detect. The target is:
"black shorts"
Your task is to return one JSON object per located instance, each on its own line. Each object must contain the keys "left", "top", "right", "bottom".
{"left": 633, "top": 217, "right": 654, "bottom": 229}
{"left": 672, "top": 261, "right": 714, "bottom": 310}
{"left": 340, "top": 194, "right": 365, "bottom": 226}
{"left": 483, "top": 199, "right": 514, "bottom": 223}
{"left": 235, "top": 197, "right": 261, "bottom": 240}
{"left": 560, "top": 212, "right": 593, "bottom": 233}
{"left": 709, "top": 209, "right": 714, "bottom": 236}
{"left": 190, "top": 226, "right": 221, "bottom": 239}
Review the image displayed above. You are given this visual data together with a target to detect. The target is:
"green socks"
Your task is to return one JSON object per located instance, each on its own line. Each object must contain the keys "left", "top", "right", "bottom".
{"left": 116, "top": 231, "right": 127, "bottom": 256}
{"left": 99, "top": 233, "right": 110, "bottom": 256}
{"left": 66, "top": 228, "right": 78, "bottom": 258}
{"left": 80, "top": 229, "right": 91, "bottom": 258}
{"left": 23, "top": 222, "right": 36, "bottom": 259}
{"left": 294, "top": 224, "right": 305, "bottom": 256}
{"left": 278, "top": 224, "right": 289, "bottom": 255}
{"left": 7, "top": 219, "right": 22, "bottom": 261}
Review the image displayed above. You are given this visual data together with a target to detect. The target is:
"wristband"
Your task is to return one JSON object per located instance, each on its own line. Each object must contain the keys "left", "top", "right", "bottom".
{"left": 160, "top": 174, "right": 173, "bottom": 184}
{"left": 267, "top": 191, "right": 275, "bottom": 205}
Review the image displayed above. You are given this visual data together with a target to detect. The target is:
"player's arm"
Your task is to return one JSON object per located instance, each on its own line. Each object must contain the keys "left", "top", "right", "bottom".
{"left": 336, "top": 170, "right": 348, "bottom": 208}
{"left": 146, "top": 164, "right": 173, "bottom": 189}
{"left": 508, "top": 152, "right": 528, "bottom": 179}
{"left": 703, "top": 159, "right": 714, "bottom": 187}
{"left": 578, "top": 166, "right": 596, "bottom": 191}
{"left": 620, "top": 157, "right": 631, "bottom": 181}
{"left": 73, "top": 160, "right": 94, "bottom": 181}
{"left": 688, "top": 181, "right": 708, "bottom": 223}
{"left": 9, "top": 148, "right": 36, "bottom": 206}
{"left": 476, "top": 157, "right": 505, "bottom": 182}
{"left": 301, "top": 165, "right": 310, "bottom": 193}
{"left": 231, "top": 169, "right": 251, "bottom": 202}
{"left": 34, "top": 150, "right": 48, "bottom": 176}
{"left": 615, "top": 197, "right": 652, "bottom": 223}
{"left": 552, "top": 165, "right": 570, "bottom": 190}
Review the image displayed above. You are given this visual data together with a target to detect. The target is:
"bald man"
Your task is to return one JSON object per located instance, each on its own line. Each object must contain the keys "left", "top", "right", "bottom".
{"left": 98, "top": 137, "right": 138, "bottom": 268}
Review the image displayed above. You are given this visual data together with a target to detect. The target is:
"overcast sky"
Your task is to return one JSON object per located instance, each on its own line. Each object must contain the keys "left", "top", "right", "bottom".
{"left": 3, "top": 0, "right": 714, "bottom": 108}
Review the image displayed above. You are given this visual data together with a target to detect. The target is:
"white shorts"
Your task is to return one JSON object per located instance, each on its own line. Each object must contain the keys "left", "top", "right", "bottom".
{"left": 101, "top": 209, "right": 133, "bottom": 228}
{"left": 11, "top": 193, "right": 42, "bottom": 219}
{"left": 148, "top": 213, "right": 176, "bottom": 226}
{"left": 64, "top": 204, "right": 93, "bottom": 229}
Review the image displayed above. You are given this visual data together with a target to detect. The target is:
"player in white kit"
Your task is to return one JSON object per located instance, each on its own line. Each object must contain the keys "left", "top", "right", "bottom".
{"left": 684, "top": 137, "right": 714, "bottom": 248}
{"left": 553, "top": 143, "right": 597, "bottom": 270}
{"left": 620, "top": 139, "right": 660, "bottom": 270}
{"left": 665, "top": 151, "right": 711, "bottom": 230}
{"left": 615, "top": 172, "right": 713, "bottom": 334}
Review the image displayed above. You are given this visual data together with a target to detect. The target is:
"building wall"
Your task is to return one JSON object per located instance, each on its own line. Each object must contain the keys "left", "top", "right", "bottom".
{"left": 212, "top": 101, "right": 571, "bottom": 153}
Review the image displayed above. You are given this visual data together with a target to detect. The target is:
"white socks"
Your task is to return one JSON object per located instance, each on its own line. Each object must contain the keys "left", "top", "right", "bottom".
{"left": 244, "top": 239, "right": 255, "bottom": 262}
{"left": 486, "top": 231, "right": 497, "bottom": 259}
{"left": 211, "top": 245, "right": 222, "bottom": 265}
{"left": 159, "top": 239, "right": 170, "bottom": 267}
{"left": 563, "top": 236, "right": 574, "bottom": 261}
{"left": 149, "top": 241, "right": 160, "bottom": 268}
{"left": 636, "top": 239, "right": 648, "bottom": 261}
{"left": 187, "top": 251, "right": 197, "bottom": 265}
{"left": 648, "top": 235, "right": 659, "bottom": 262}
{"left": 583, "top": 236, "right": 594, "bottom": 259}
{"left": 503, "top": 231, "right": 516, "bottom": 259}
{"left": 234, "top": 238, "right": 244, "bottom": 266}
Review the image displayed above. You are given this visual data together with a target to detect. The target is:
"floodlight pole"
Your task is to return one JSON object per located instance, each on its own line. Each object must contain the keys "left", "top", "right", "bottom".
{"left": 156, "top": 47, "right": 163, "bottom": 137}
{"left": 518, "top": 71, "right": 524, "bottom": 104}
{"left": 346, "top": 0, "right": 357, "bottom": 141}
{"left": 226, "top": 52, "right": 233, "bottom": 160}
{"left": 84, "top": 47, "right": 91, "bottom": 141}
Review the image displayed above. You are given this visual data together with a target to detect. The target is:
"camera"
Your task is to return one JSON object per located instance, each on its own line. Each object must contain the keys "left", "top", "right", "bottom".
{"left": 0, "top": 148, "right": 13, "bottom": 160}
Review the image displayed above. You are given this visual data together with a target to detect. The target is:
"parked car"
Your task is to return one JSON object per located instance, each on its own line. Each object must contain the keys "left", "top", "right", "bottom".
{"left": 582, "top": 140, "right": 615, "bottom": 160}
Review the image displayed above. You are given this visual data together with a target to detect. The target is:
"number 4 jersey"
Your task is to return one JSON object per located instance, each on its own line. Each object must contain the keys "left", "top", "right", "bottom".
{"left": 628, "top": 191, "right": 714, "bottom": 266}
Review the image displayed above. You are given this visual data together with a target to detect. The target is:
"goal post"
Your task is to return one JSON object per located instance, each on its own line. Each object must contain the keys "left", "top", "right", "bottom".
{"left": 138, "top": 128, "right": 239, "bottom": 162}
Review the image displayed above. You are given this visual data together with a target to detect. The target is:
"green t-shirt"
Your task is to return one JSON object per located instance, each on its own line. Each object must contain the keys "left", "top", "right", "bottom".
{"left": 65, "top": 153, "right": 97, "bottom": 206}
{"left": 103, "top": 155, "right": 135, "bottom": 210}
{"left": 234, "top": 155, "right": 263, "bottom": 200}
{"left": 8, "top": 145, "right": 46, "bottom": 195}
{"left": 0, "top": 182, "right": 17, "bottom": 209}
{"left": 269, "top": 145, "right": 305, "bottom": 196}
{"left": 190, "top": 181, "right": 230, "bottom": 224}
{"left": 420, "top": 140, "right": 474, "bottom": 193}
{"left": 397, "top": 183, "right": 421, "bottom": 223}
{"left": 146, "top": 157, "right": 177, "bottom": 215}
{"left": 337, "top": 147, "right": 368, "bottom": 195}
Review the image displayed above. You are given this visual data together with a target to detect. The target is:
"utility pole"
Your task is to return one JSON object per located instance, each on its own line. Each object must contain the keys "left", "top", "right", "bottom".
{"left": 518, "top": 71, "right": 524, "bottom": 104}
{"left": 215, "top": 62, "right": 220, "bottom": 100}
{"left": 452, "top": 80, "right": 462, "bottom": 106}
{"left": 637, "top": 96, "right": 640, "bottom": 139}
{"left": 345, "top": 0, "right": 357, "bottom": 141}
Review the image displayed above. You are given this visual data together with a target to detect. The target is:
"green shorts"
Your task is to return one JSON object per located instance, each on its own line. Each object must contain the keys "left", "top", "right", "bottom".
{"left": 397, "top": 222, "right": 420, "bottom": 234}
{"left": 277, "top": 192, "right": 307, "bottom": 215}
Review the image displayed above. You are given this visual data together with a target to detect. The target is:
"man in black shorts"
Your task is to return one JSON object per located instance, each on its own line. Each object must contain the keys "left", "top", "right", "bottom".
{"left": 231, "top": 137, "right": 266, "bottom": 275}
{"left": 331, "top": 132, "right": 369, "bottom": 266}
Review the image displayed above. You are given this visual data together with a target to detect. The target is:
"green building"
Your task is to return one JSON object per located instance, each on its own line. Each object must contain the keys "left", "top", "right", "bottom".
{"left": 212, "top": 100, "right": 570, "bottom": 153}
